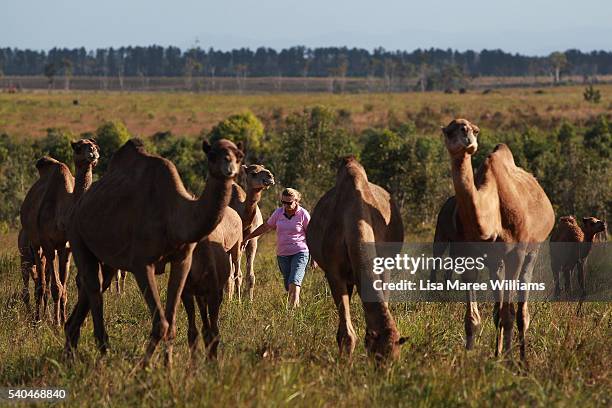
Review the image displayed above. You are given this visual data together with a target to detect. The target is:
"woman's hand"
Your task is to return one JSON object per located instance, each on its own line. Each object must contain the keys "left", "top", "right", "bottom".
{"left": 240, "top": 239, "right": 249, "bottom": 252}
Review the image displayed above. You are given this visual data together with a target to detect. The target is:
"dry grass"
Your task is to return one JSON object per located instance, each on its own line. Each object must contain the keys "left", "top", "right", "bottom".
{"left": 0, "top": 85, "right": 610, "bottom": 140}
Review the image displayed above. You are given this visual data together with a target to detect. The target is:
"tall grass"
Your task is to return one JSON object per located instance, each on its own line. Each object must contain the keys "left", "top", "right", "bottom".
{"left": 0, "top": 236, "right": 610, "bottom": 406}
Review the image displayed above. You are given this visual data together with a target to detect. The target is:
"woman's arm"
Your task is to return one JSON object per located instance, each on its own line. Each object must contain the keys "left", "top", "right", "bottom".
{"left": 241, "top": 223, "right": 274, "bottom": 250}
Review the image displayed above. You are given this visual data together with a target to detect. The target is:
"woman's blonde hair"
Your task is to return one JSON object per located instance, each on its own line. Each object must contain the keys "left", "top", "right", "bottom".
{"left": 281, "top": 188, "right": 301, "bottom": 202}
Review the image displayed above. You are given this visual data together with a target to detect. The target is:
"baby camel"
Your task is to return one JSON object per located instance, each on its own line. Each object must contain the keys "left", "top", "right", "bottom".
{"left": 550, "top": 215, "right": 607, "bottom": 304}
{"left": 182, "top": 206, "right": 242, "bottom": 359}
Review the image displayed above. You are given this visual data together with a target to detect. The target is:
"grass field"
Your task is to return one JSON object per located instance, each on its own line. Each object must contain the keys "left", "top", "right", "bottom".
{"left": 0, "top": 85, "right": 610, "bottom": 140}
{"left": 0, "top": 231, "right": 610, "bottom": 406}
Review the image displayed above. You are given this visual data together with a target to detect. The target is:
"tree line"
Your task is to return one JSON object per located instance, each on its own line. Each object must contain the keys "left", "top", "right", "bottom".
{"left": 0, "top": 109, "right": 610, "bottom": 235}
{"left": 2, "top": 46, "right": 612, "bottom": 84}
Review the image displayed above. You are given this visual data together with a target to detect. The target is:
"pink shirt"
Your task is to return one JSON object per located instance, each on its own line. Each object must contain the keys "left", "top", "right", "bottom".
{"left": 267, "top": 206, "right": 311, "bottom": 256}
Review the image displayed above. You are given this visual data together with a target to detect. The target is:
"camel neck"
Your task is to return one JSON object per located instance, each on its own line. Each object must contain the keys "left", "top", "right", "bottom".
{"left": 180, "top": 175, "right": 233, "bottom": 243}
{"left": 450, "top": 155, "right": 481, "bottom": 239}
{"left": 243, "top": 187, "right": 263, "bottom": 228}
{"left": 73, "top": 163, "right": 93, "bottom": 200}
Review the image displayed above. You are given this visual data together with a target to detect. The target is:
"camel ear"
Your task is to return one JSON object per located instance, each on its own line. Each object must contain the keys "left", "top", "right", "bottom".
{"left": 71, "top": 141, "right": 79, "bottom": 151}
{"left": 440, "top": 125, "right": 448, "bottom": 136}
{"left": 236, "top": 141, "right": 244, "bottom": 153}
{"left": 202, "top": 139, "right": 212, "bottom": 154}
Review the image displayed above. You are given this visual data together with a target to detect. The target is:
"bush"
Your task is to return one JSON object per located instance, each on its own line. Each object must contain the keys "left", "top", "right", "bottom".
{"left": 94, "top": 121, "right": 131, "bottom": 173}
{"left": 583, "top": 85, "right": 601, "bottom": 104}
{"left": 36, "top": 128, "right": 74, "bottom": 169}
{"left": 206, "top": 111, "right": 265, "bottom": 162}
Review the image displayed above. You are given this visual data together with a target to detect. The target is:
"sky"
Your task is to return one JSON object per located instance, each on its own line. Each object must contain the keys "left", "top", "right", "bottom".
{"left": 2, "top": 0, "right": 612, "bottom": 55}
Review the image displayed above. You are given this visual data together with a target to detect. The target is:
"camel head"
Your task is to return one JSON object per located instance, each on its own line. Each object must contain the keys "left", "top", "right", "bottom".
{"left": 365, "top": 329, "right": 407, "bottom": 362}
{"left": 202, "top": 138, "right": 244, "bottom": 179}
{"left": 582, "top": 216, "right": 608, "bottom": 239}
{"left": 441, "top": 118, "right": 480, "bottom": 157}
{"left": 71, "top": 138, "right": 100, "bottom": 168}
{"left": 242, "top": 164, "right": 275, "bottom": 190}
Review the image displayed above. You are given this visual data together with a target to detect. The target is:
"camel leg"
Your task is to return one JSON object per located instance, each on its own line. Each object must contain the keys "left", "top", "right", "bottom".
{"left": 206, "top": 291, "right": 222, "bottom": 359}
{"left": 497, "top": 249, "right": 524, "bottom": 357}
{"left": 57, "top": 246, "right": 71, "bottom": 324}
{"left": 120, "top": 270, "right": 127, "bottom": 292}
{"left": 181, "top": 292, "right": 200, "bottom": 359}
{"left": 576, "top": 259, "right": 587, "bottom": 315}
{"left": 43, "top": 248, "right": 64, "bottom": 326}
{"left": 64, "top": 285, "right": 90, "bottom": 356}
{"left": 325, "top": 270, "right": 357, "bottom": 358}
{"left": 114, "top": 270, "right": 120, "bottom": 293}
{"left": 64, "top": 236, "right": 107, "bottom": 356}
{"left": 464, "top": 289, "right": 481, "bottom": 350}
{"left": 563, "top": 265, "right": 574, "bottom": 296}
{"left": 517, "top": 250, "right": 537, "bottom": 362}
{"left": 132, "top": 263, "right": 168, "bottom": 367}
{"left": 20, "top": 252, "right": 35, "bottom": 310}
{"left": 163, "top": 255, "right": 192, "bottom": 367}
{"left": 227, "top": 249, "right": 239, "bottom": 301}
{"left": 245, "top": 238, "right": 257, "bottom": 301}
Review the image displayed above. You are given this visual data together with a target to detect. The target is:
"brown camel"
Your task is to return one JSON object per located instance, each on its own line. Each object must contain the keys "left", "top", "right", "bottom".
{"left": 227, "top": 164, "right": 275, "bottom": 301}
{"left": 550, "top": 216, "right": 607, "bottom": 303}
{"left": 64, "top": 138, "right": 243, "bottom": 367}
{"left": 442, "top": 118, "right": 555, "bottom": 361}
{"left": 306, "top": 156, "right": 406, "bottom": 361}
{"left": 182, "top": 206, "right": 242, "bottom": 359}
{"left": 20, "top": 139, "right": 99, "bottom": 324}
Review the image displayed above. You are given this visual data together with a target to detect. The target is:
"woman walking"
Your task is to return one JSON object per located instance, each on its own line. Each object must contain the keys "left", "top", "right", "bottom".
{"left": 242, "top": 188, "right": 310, "bottom": 308}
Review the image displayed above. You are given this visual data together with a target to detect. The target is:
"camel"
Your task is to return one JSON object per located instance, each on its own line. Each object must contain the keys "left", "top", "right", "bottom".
{"left": 20, "top": 139, "right": 99, "bottom": 324}
{"left": 227, "top": 164, "right": 275, "bottom": 301}
{"left": 441, "top": 118, "right": 555, "bottom": 361}
{"left": 182, "top": 206, "right": 242, "bottom": 359}
{"left": 306, "top": 156, "right": 406, "bottom": 361}
{"left": 64, "top": 138, "right": 243, "bottom": 367}
{"left": 549, "top": 216, "right": 607, "bottom": 304}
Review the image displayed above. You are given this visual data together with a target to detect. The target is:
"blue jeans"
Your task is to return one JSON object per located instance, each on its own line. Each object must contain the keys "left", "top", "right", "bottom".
{"left": 276, "top": 252, "right": 309, "bottom": 291}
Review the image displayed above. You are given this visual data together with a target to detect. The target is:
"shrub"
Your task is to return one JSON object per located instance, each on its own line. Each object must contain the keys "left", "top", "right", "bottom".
{"left": 94, "top": 121, "right": 131, "bottom": 173}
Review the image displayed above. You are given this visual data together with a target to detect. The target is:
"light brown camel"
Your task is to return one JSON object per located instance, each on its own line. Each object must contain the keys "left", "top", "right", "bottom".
{"left": 20, "top": 139, "right": 99, "bottom": 324}
{"left": 442, "top": 118, "right": 554, "bottom": 361}
{"left": 182, "top": 206, "right": 242, "bottom": 359}
{"left": 227, "top": 164, "right": 275, "bottom": 301}
{"left": 306, "top": 156, "right": 406, "bottom": 361}
{"left": 550, "top": 216, "right": 607, "bottom": 303}
{"left": 64, "top": 138, "right": 243, "bottom": 367}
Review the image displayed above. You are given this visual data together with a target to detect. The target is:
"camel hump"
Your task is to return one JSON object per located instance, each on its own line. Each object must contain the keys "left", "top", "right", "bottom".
{"left": 559, "top": 215, "right": 578, "bottom": 226}
{"left": 107, "top": 138, "right": 149, "bottom": 170}
{"left": 489, "top": 144, "right": 516, "bottom": 165}
{"left": 35, "top": 156, "right": 59, "bottom": 170}
{"left": 551, "top": 215, "right": 584, "bottom": 242}
{"left": 337, "top": 155, "right": 368, "bottom": 185}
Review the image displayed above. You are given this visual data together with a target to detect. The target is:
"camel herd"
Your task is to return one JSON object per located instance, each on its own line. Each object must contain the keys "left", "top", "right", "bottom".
{"left": 16, "top": 118, "right": 607, "bottom": 366}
